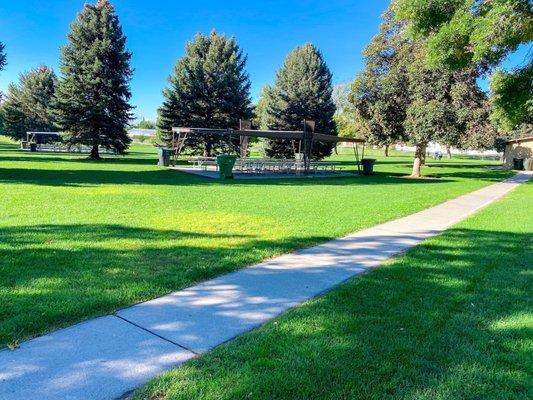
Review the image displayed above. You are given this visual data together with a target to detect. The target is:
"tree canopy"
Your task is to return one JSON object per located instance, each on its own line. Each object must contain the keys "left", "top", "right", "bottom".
{"left": 351, "top": 5, "right": 497, "bottom": 177}
{"left": 265, "top": 43, "right": 337, "bottom": 160}
{"left": 0, "top": 66, "right": 57, "bottom": 140}
{"left": 253, "top": 85, "right": 273, "bottom": 131}
{"left": 349, "top": 9, "right": 411, "bottom": 152}
{"left": 135, "top": 119, "right": 156, "bottom": 129}
{"left": 53, "top": 0, "right": 133, "bottom": 159}
{"left": 394, "top": 0, "right": 533, "bottom": 130}
{"left": 333, "top": 83, "right": 362, "bottom": 139}
{"left": 158, "top": 31, "right": 252, "bottom": 156}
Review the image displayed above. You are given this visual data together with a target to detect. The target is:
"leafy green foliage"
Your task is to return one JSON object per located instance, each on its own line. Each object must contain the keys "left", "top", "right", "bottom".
{"left": 406, "top": 52, "right": 495, "bottom": 150}
{"left": 252, "top": 85, "right": 272, "bottom": 130}
{"left": 135, "top": 120, "right": 156, "bottom": 129}
{"left": 158, "top": 31, "right": 252, "bottom": 156}
{"left": 53, "top": 0, "right": 133, "bottom": 159}
{"left": 0, "top": 66, "right": 57, "bottom": 140}
{"left": 333, "top": 83, "right": 364, "bottom": 139}
{"left": 349, "top": 9, "right": 411, "bottom": 149}
{"left": 352, "top": 6, "right": 496, "bottom": 175}
{"left": 490, "top": 63, "right": 533, "bottom": 131}
{"left": 265, "top": 44, "right": 336, "bottom": 160}
{"left": 394, "top": 0, "right": 533, "bottom": 130}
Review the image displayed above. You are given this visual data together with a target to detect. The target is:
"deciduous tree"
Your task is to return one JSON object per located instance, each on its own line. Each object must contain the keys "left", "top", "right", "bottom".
{"left": 349, "top": 9, "right": 411, "bottom": 156}
{"left": 394, "top": 0, "right": 533, "bottom": 130}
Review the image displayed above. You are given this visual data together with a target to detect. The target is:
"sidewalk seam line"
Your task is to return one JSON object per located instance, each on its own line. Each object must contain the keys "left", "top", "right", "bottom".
{"left": 114, "top": 314, "right": 200, "bottom": 355}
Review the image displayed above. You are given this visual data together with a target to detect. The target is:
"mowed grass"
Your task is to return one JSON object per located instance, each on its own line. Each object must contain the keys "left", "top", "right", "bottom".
{"left": 134, "top": 182, "right": 532, "bottom": 400}
{"left": 0, "top": 138, "right": 510, "bottom": 346}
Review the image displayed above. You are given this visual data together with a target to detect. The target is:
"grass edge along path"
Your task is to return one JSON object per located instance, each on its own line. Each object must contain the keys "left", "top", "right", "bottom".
{"left": 133, "top": 181, "right": 532, "bottom": 400}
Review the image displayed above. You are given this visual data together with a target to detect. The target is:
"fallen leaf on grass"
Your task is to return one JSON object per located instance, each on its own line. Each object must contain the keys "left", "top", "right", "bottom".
{"left": 7, "top": 340, "right": 20, "bottom": 350}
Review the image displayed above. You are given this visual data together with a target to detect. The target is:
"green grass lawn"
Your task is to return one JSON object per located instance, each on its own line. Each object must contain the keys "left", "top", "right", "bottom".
{"left": 133, "top": 182, "right": 532, "bottom": 400}
{"left": 0, "top": 138, "right": 510, "bottom": 347}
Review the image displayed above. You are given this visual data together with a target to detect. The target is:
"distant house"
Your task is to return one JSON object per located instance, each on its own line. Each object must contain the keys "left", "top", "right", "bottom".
{"left": 128, "top": 128, "right": 157, "bottom": 137}
{"left": 503, "top": 136, "right": 533, "bottom": 170}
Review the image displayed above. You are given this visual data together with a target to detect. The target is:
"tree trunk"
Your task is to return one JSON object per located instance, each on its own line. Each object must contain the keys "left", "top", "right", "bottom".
{"left": 411, "top": 144, "right": 425, "bottom": 178}
{"left": 446, "top": 145, "right": 452, "bottom": 159}
{"left": 204, "top": 142, "right": 212, "bottom": 157}
{"left": 89, "top": 143, "right": 100, "bottom": 160}
{"left": 334, "top": 144, "right": 338, "bottom": 155}
{"left": 384, "top": 144, "right": 389, "bottom": 157}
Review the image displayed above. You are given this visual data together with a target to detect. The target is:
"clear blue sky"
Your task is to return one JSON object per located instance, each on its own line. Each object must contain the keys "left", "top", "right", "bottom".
{"left": 0, "top": 0, "right": 529, "bottom": 121}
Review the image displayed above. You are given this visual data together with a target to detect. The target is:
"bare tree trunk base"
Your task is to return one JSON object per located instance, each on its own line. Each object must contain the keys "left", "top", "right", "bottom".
{"left": 89, "top": 144, "right": 101, "bottom": 160}
{"left": 410, "top": 143, "right": 425, "bottom": 178}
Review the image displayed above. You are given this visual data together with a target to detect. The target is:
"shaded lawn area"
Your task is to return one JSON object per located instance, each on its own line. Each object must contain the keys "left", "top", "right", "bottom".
{"left": 133, "top": 182, "right": 532, "bottom": 400}
{"left": 0, "top": 138, "right": 511, "bottom": 346}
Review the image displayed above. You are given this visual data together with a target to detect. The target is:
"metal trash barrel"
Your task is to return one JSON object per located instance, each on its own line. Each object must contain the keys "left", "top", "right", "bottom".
{"left": 216, "top": 154, "right": 237, "bottom": 179}
{"left": 513, "top": 158, "right": 524, "bottom": 170}
{"left": 29, "top": 143, "right": 37, "bottom": 152}
{"left": 158, "top": 148, "right": 172, "bottom": 167}
{"left": 361, "top": 158, "right": 376, "bottom": 175}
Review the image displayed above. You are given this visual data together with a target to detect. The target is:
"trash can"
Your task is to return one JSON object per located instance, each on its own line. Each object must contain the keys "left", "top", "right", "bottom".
{"left": 29, "top": 143, "right": 37, "bottom": 152}
{"left": 361, "top": 158, "right": 376, "bottom": 175}
{"left": 216, "top": 154, "right": 237, "bottom": 179}
{"left": 158, "top": 148, "right": 172, "bottom": 167}
{"left": 513, "top": 158, "right": 524, "bottom": 171}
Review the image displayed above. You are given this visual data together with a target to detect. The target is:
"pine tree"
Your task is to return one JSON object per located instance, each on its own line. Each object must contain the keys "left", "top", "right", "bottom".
{"left": 0, "top": 41, "right": 6, "bottom": 73}
{"left": 266, "top": 44, "right": 336, "bottom": 160}
{"left": 53, "top": 0, "right": 133, "bottom": 159}
{"left": 1, "top": 66, "right": 57, "bottom": 140}
{"left": 158, "top": 31, "right": 252, "bottom": 156}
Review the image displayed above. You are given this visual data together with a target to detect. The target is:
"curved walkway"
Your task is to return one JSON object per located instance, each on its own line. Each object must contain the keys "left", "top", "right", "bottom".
{"left": 0, "top": 172, "right": 531, "bottom": 400}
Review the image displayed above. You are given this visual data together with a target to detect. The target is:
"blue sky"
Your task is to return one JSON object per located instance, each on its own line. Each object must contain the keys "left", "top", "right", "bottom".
{"left": 0, "top": 1, "right": 529, "bottom": 121}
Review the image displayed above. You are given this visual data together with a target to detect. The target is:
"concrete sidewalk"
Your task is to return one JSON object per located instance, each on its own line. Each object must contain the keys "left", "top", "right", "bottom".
{"left": 1, "top": 172, "right": 530, "bottom": 400}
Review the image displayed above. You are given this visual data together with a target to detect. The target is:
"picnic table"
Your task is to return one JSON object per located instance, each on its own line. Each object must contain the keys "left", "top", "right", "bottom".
{"left": 187, "top": 157, "right": 339, "bottom": 175}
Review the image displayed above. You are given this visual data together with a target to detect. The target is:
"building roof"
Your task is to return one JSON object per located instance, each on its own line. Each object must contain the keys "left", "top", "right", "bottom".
{"left": 507, "top": 136, "right": 533, "bottom": 144}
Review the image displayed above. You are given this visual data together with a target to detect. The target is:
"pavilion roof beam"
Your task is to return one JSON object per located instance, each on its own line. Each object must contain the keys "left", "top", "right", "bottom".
{"left": 171, "top": 127, "right": 365, "bottom": 144}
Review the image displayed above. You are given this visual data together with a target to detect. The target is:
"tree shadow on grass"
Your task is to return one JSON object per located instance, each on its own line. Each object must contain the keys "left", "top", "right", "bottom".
{"left": 132, "top": 227, "right": 532, "bottom": 399}
{"left": 0, "top": 223, "right": 331, "bottom": 346}
{"left": 0, "top": 152, "right": 157, "bottom": 166}
{"left": 0, "top": 164, "right": 513, "bottom": 188}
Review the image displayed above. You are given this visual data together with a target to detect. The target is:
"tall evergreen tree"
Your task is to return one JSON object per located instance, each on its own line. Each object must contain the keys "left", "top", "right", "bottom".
{"left": 265, "top": 44, "right": 336, "bottom": 160}
{"left": 53, "top": 0, "right": 133, "bottom": 159}
{"left": 0, "top": 66, "right": 57, "bottom": 140}
{"left": 0, "top": 41, "right": 6, "bottom": 73}
{"left": 158, "top": 31, "right": 252, "bottom": 156}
